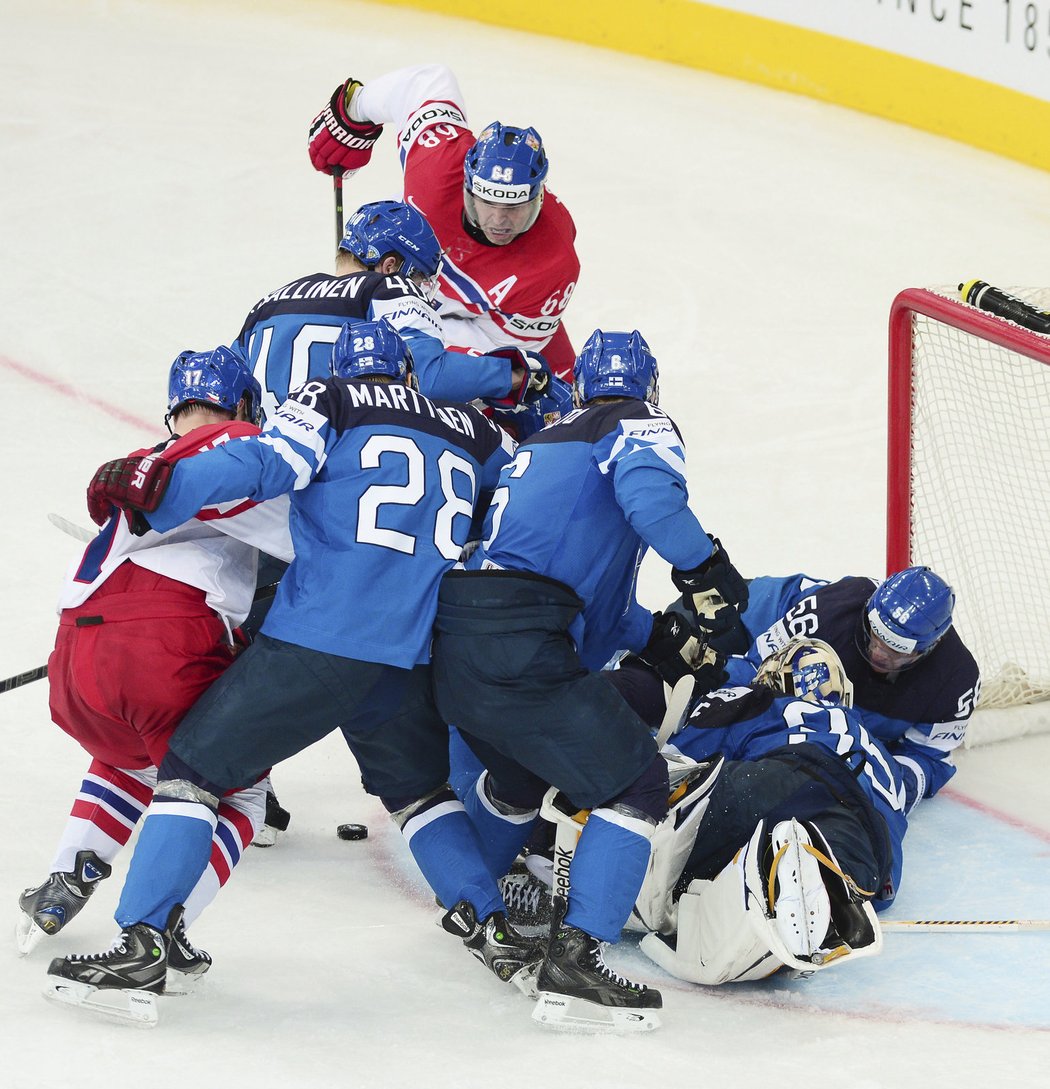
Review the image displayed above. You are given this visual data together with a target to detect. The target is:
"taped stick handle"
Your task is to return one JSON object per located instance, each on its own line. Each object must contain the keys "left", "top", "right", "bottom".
{"left": 882, "top": 919, "right": 1050, "bottom": 932}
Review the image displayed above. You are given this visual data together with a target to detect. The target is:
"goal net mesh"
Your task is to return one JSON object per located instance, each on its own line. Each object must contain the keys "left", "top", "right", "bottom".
{"left": 905, "top": 287, "right": 1050, "bottom": 739}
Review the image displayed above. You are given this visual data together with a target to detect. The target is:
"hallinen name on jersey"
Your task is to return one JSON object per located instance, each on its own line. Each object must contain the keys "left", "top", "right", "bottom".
{"left": 235, "top": 270, "right": 512, "bottom": 421}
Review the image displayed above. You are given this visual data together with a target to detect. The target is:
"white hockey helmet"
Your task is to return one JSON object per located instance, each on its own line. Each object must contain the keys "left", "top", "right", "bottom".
{"left": 754, "top": 637, "right": 854, "bottom": 708}
{"left": 741, "top": 818, "right": 882, "bottom": 973}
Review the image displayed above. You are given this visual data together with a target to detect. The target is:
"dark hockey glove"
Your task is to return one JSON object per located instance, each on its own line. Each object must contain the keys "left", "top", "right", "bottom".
{"left": 635, "top": 611, "right": 694, "bottom": 686}
{"left": 486, "top": 348, "right": 552, "bottom": 409}
{"left": 672, "top": 538, "right": 750, "bottom": 656}
{"left": 308, "top": 78, "right": 384, "bottom": 177}
{"left": 86, "top": 453, "right": 173, "bottom": 529}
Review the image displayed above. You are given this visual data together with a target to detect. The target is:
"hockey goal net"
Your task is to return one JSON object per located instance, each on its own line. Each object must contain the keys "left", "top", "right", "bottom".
{"left": 888, "top": 286, "right": 1050, "bottom": 746}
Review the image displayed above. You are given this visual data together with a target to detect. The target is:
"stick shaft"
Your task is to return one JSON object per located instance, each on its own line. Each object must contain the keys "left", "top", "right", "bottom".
{"left": 332, "top": 167, "right": 345, "bottom": 246}
{"left": 0, "top": 665, "right": 48, "bottom": 693}
{"left": 882, "top": 919, "right": 1050, "bottom": 932}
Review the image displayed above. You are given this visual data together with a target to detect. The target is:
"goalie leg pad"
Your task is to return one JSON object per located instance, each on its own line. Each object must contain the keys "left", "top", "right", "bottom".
{"left": 630, "top": 753, "right": 725, "bottom": 934}
{"left": 639, "top": 869, "right": 782, "bottom": 985}
{"left": 743, "top": 818, "right": 883, "bottom": 971}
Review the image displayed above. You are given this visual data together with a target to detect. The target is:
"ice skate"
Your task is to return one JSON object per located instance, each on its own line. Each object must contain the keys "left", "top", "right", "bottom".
{"left": 17, "top": 850, "right": 112, "bottom": 955}
{"left": 532, "top": 896, "right": 662, "bottom": 1033}
{"left": 43, "top": 908, "right": 178, "bottom": 1026}
{"left": 252, "top": 788, "right": 291, "bottom": 848}
{"left": 441, "top": 899, "right": 545, "bottom": 995}
{"left": 163, "top": 906, "right": 212, "bottom": 995}
{"left": 498, "top": 864, "right": 553, "bottom": 938}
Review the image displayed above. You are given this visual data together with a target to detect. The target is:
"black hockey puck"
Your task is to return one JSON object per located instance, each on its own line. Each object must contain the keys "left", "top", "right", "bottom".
{"left": 337, "top": 823, "right": 369, "bottom": 841}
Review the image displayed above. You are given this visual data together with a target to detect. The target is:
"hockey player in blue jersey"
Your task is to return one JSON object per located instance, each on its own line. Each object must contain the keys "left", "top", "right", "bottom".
{"left": 430, "top": 329, "right": 749, "bottom": 1032}
{"left": 237, "top": 198, "right": 562, "bottom": 435}
{"left": 715, "top": 566, "right": 981, "bottom": 814}
{"left": 45, "top": 321, "right": 529, "bottom": 1024}
{"left": 637, "top": 637, "right": 905, "bottom": 985}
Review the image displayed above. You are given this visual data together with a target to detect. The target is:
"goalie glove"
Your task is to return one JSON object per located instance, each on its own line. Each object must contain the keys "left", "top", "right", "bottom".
{"left": 485, "top": 348, "right": 552, "bottom": 409}
{"left": 308, "top": 78, "right": 384, "bottom": 177}
{"left": 633, "top": 611, "right": 728, "bottom": 690}
{"left": 672, "top": 537, "right": 750, "bottom": 656}
{"left": 86, "top": 453, "right": 173, "bottom": 532}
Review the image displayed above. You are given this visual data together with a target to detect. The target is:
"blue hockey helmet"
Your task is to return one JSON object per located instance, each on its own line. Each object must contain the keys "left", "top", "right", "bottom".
{"left": 339, "top": 200, "right": 442, "bottom": 297}
{"left": 463, "top": 123, "right": 548, "bottom": 238}
{"left": 331, "top": 319, "right": 413, "bottom": 383}
{"left": 166, "top": 344, "right": 262, "bottom": 427}
{"left": 863, "top": 567, "right": 955, "bottom": 662}
{"left": 572, "top": 329, "right": 659, "bottom": 406}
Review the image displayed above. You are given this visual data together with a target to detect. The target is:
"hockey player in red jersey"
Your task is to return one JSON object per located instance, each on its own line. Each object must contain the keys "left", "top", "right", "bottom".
{"left": 18, "top": 346, "right": 292, "bottom": 990}
{"left": 308, "top": 63, "right": 581, "bottom": 382}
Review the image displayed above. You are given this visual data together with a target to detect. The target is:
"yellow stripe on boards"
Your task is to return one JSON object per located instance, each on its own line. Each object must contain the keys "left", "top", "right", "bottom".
{"left": 368, "top": 0, "right": 1050, "bottom": 173}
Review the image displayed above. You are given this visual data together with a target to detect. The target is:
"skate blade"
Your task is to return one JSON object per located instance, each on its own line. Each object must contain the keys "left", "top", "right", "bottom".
{"left": 16, "top": 914, "right": 47, "bottom": 956}
{"left": 43, "top": 976, "right": 159, "bottom": 1027}
{"left": 531, "top": 991, "right": 661, "bottom": 1033}
{"left": 164, "top": 967, "right": 208, "bottom": 996}
{"left": 510, "top": 962, "right": 540, "bottom": 1000}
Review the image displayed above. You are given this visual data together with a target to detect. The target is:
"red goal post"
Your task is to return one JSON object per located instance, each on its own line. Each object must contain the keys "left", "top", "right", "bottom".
{"left": 887, "top": 287, "right": 1050, "bottom": 744}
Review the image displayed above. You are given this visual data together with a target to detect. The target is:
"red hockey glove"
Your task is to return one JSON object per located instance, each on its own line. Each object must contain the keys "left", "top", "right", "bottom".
{"left": 86, "top": 453, "right": 174, "bottom": 527}
{"left": 486, "top": 348, "right": 552, "bottom": 410}
{"left": 308, "top": 79, "right": 384, "bottom": 177}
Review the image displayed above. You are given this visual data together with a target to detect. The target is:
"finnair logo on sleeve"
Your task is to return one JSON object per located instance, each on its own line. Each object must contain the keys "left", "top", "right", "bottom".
{"left": 620, "top": 419, "right": 676, "bottom": 441}
{"left": 272, "top": 400, "right": 324, "bottom": 434}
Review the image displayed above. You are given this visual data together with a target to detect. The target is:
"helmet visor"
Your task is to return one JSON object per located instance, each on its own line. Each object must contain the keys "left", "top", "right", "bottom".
{"left": 397, "top": 252, "right": 443, "bottom": 302}
{"left": 463, "top": 188, "right": 543, "bottom": 243}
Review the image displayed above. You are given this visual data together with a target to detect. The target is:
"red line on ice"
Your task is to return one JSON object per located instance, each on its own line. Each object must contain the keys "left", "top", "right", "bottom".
{"left": 0, "top": 354, "right": 153, "bottom": 433}
{"left": 941, "top": 785, "right": 1050, "bottom": 846}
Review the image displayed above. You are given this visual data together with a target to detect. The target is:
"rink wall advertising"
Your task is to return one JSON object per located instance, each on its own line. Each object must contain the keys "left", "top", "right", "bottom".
{"left": 370, "top": 0, "right": 1050, "bottom": 173}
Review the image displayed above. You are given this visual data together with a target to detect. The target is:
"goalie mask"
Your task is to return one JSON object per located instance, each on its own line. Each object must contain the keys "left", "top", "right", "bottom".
{"left": 754, "top": 637, "right": 853, "bottom": 708}
{"left": 742, "top": 818, "right": 882, "bottom": 973}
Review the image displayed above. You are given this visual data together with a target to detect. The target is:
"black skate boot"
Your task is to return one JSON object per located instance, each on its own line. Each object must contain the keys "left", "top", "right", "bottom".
{"left": 17, "top": 850, "right": 113, "bottom": 955}
{"left": 45, "top": 912, "right": 171, "bottom": 1026}
{"left": 441, "top": 900, "right": 545, "bottom": 995}
{"left": 532, "top": 896, "right": 662, "bottom": 1033}
{"left": 498, "top": 864, "right": 553, "bottom": 938}
{"left": 253, "top": 787, "right": 291, "bottom": 848}
{"left": 163, "top": 905, "right": 212, "bottom": 995}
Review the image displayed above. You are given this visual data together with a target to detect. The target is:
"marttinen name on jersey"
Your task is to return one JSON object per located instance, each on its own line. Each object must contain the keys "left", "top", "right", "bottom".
{"left": 277, "top": 381, "right": 477, "bottom": 439}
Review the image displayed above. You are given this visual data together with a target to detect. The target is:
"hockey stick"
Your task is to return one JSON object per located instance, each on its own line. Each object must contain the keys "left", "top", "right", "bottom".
{"left": 0, "top": 665, "right": 48, "bottom": 693}
{"left": 882, "top": 919, "right": 1050, "bottom": 932}
{"left": 656, "top": 675, "right": 697, "bottom": 747}
{"left": 332, "top": 167, "right": 345, "bottom": 245}
{"left": 48, "top": 512, "right": 94, "bottom": 543}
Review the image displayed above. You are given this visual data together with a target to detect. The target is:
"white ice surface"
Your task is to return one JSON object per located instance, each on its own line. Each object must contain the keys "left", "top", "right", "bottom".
{"left": 2, "top": 1, "right": 1049, "bottom": 1085}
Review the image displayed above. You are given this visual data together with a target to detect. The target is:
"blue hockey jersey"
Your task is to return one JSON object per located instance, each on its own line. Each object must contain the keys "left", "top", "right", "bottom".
{"left": 728, "top": 574, "right": 981, "bottom": 810}
{"left": 144, "top": 377, "right": 515, "bottom": 667}
{"left": 476, "top": 399, "right": 713, "bottom": 671}
{"left": 234, "top": 270, "right": 513, "bottom": 419}
{"left": 671, "top": 683, "right": 909, "bottom": 908}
